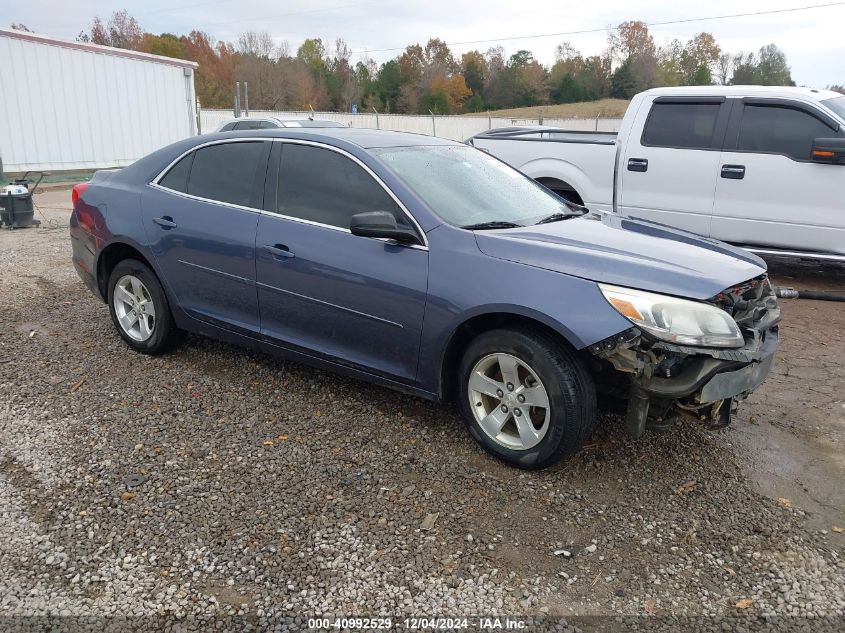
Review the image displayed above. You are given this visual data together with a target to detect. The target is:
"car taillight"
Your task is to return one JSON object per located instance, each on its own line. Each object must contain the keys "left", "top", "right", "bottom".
{"left": 71, "top": 182, "right": 89, "bottom": 206}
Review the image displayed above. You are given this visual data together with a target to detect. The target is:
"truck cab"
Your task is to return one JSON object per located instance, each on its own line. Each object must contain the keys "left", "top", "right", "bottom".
{"left": 472, "top": 86, "right": 845, "bottom": 259}
{"left": 618, "top": 86, "right": 845, "bottom": 257}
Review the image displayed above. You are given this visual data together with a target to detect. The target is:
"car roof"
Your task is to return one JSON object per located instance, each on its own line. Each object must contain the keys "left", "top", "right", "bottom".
{"left": 217, "top": 117, "right": 345, "bottom": 128}
{"left": 212, "top": 127, "right": 461, "bottom": 149}
{"left": 642, "top": 85, "right": 842, "bottom": 103}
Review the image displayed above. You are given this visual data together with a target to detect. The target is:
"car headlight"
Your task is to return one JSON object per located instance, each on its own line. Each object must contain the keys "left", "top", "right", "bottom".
{"left": 599, "top": 284, "right": 744, "bottom": 348}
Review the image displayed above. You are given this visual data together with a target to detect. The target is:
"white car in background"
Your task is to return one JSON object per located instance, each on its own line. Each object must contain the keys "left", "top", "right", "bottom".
{"left": 214, "top": 116, "right": 346, "bottom": 132}
{"left": 470, "top": 86, "right": 845, "bottom": 259}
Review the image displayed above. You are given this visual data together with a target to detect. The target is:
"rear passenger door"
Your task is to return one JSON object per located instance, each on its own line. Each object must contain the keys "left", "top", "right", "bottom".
{"left": 144, "top": 140, "right": 270, "bottom": 334}
{"left": 711, "top": 99, "right": 845, "bottom": 253}
{"left": 619, "top": 97, "right": 729, "bottom": 236}
{"left": 254, "top": 141, "right": 429, "bottom": 384}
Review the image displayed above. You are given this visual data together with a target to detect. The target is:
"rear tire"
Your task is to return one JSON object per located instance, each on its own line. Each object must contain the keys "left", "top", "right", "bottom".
{"left": 107, "top": 259, "right": 185, "bottom": 355}
{"left": 458, "top": 327, "right": 596, "bottom": 469}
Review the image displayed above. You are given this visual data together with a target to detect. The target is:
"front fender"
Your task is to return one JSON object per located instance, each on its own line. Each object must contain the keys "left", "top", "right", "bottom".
{"left": 416, "top": 225, "right": 633, "bottom": 394}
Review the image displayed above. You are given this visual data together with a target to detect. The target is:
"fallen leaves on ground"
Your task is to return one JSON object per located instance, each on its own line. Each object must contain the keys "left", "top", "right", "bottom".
{"left": 676, "top": 481, "right": 696, "bottom": 495}
{"left": 833, "top": 526, "right": 844, "bottom": 533}
{"left": 69, "top": 377, "right": 86, "bottom": 393}
{"left": 777, "top": 498, "right": 792, "bottom": 509}
{"left": 735, "top": 598, "right": 753, "bottom": 609}
{"left": 121, "top": 491, "right": 136, "bottom": 502}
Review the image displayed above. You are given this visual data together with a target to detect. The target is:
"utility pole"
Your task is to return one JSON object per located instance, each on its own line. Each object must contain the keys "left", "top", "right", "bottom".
{"left": 244, "top": 82, "right": 249, "bottom": 117}
{"left": 234, "top": 82, "right": 241, "bottom": 118}
{"left": 372, "top": 106, "right": 380, "bottom": 129}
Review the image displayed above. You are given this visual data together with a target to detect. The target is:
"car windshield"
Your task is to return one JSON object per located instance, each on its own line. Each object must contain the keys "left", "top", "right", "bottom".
{"left": 822, "top": 96, "right": 845, "bottom": 121}
{"left": 371, "top": 145, "right": 575, "bottom": 228}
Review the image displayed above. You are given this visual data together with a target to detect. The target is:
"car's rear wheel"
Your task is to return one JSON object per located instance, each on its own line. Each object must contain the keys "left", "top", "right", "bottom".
{"left": 458, "top": 327, "right": 596, "bottom": 469}
{"left": 107, "top": 259, "right": 184, "bottom": 355}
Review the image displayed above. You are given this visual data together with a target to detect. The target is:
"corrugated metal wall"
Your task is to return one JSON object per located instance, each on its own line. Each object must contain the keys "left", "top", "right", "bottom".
{"left": 201, "top": 109, "right": 622, "bottom": 141}
{"left": 0, "top": 30, "right": 197, "bottom": 173}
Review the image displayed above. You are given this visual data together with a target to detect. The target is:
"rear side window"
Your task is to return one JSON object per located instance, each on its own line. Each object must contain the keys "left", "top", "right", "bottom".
{"left": 738, "top": 105, "right": 835, "bottom": 161}
{"left": 219, "top": 122, "right": 236, "bottom": 131}
{"left": 276, "top": 144, "right": 407, "bottom": 230}
{"left": 158, "top": 153, "right": 193, "bottom": 193}
{"left": 642, "top": 102, "right": 720, "bottom": 149}
{"left": 187, "top": 142, "right": 265, "bottom": 207}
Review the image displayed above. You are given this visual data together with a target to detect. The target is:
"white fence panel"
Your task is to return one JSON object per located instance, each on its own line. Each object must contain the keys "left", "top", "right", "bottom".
{"left": 200, "top": 109, "right": 622, "bottom": 141}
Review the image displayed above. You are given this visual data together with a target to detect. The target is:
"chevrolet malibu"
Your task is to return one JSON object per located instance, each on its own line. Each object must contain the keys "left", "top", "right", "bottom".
{"left": 69, "top": 129, "right": 780, "bottom": 469}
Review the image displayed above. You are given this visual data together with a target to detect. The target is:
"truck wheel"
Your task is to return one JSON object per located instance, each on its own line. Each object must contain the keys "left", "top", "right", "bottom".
{"left": 458, "top": 327, "right": 596, "bottom": 469}
{"left": 107, "top": 259, "right": 185, "bottom": 355}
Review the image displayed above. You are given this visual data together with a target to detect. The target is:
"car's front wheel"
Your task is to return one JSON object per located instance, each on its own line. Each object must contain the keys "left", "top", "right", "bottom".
{"left": 107, "top": 259, "right": 185, "bottom": 355}
{"left": 458, "top": 327, "right": 596, "bottom": 469}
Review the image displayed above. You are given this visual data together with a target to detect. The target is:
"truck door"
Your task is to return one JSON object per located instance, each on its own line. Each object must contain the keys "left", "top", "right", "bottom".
{"left": 619, "top": 97, "right": 730, "bottom": 237}
{"left": 711, "top": 98, "right": 845, "bottom": 255}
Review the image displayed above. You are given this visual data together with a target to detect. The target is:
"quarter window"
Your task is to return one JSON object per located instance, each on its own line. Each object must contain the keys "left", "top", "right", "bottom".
{"left": 642, "top": 102, "right": 721, "bottom": 149}
{"left": 737, "top": 105, "right": 835, "bottom": 161}
{"left": 276, "top": 144, "right": 409, "bottom": 230}
{"left": 186, "top": 142, "right": 265, "bottom": 207}
{"left": 158, "top": 153, "right": 193, "bottom": 193}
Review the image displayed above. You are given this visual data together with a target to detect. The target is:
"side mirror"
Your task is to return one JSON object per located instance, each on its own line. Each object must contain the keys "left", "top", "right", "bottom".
{"left": 811, "top": 138, "right": 845, "bottom": 165}
{"left": 349, "top": 211, "right": 422, "bottom": 245}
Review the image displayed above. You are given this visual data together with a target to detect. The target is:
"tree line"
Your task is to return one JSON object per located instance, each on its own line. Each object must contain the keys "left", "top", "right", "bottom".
{"left": 15, "top": 12, "right": 840, "bottom": 114}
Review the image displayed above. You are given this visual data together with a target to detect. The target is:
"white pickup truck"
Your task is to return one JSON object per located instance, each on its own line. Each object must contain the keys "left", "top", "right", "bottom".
{"left": 469, "top": 86, "right": 845, "bottom": 259}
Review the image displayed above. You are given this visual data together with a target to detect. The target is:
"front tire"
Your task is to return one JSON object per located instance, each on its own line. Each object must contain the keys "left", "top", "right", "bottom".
{"left": 107, "top": 259, "right": 185, "bottom": 355}
{"left": 458, "top": 327, "right": 596, "bottom": 469}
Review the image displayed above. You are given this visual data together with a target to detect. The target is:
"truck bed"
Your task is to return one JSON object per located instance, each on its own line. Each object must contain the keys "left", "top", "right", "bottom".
{"left": 469, "top": 127, "right": 618, "bottom": 212}
{"left": 470, "top": 127, "right": 618, "bottom": 145}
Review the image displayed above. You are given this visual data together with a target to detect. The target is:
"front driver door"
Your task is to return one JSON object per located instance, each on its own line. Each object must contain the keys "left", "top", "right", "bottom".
{"left": 711, "top": 100, "right": 845, "bottom": 254}
{"left": 255, "top": 141, "right": 429, "bottom": 384}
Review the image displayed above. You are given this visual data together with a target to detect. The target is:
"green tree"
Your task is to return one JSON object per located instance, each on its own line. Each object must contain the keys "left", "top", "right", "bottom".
{"left": 755, "top": 44, "right": 794, "bottom": 86}
{"left": 375, "top": 60, "right": 402, "bottom": 111}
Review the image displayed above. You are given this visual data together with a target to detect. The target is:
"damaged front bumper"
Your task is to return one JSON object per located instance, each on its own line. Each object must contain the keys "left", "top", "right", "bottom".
{"left": 589, "top": 275, "right": 781, "bottom": 437}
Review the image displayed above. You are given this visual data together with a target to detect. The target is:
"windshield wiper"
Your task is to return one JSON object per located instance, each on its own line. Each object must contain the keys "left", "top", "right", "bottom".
{"left": 534, "top": 211, "right": 584, "bottom": 225}
{"left": 460, "top": 221, "right": 524, "bottom": 230}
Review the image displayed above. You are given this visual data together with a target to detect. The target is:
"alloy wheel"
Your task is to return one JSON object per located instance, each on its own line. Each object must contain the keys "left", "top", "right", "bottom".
{"left": 113, "top": 275, "right": 156, "bottom": 342}
{"left": 467, "top": 352, "right": 551, "bottom": 450}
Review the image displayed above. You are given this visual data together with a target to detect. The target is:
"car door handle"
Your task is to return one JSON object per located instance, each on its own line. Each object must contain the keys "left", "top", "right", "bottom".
{"left": 721, "top": 164, "right": 746, "bottom": 180}
{"left": 627, "top": 158, "right": 648, "bottom": 172}
{"left": 152, "top": 216, "right": 177, "bottom": 229}
{"left": 264, "top": 243, "right": 295, "bottom": 259}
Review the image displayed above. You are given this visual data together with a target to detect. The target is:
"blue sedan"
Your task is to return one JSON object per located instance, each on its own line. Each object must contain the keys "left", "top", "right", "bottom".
{"left": 69, "top": 128, "right": 779, "bottom": 469}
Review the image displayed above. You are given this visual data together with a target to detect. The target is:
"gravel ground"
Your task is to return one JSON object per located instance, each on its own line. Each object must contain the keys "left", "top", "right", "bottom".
{"left": 0, "top": 190, "right": 843, "bottom": 632}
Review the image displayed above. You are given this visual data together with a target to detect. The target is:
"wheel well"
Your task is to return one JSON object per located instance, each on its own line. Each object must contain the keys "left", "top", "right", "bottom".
{"left": 535, "top": 177, "right": 584, "bottom": 206}
{"left": 96, "top": 243, "right": 151, "bottom": 297}
{"left": 439, "top": 312, "right": 576, "bottom": 402}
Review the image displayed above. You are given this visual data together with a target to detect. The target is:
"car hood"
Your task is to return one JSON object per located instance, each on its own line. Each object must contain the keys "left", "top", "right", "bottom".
{"left": 474, "top": 212, "right": 767, "bottom": 300}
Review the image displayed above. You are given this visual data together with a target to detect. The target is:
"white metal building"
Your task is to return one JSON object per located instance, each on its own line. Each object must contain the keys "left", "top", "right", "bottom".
{"left": 0, "top": 29, "right": 197, "bottom": 174}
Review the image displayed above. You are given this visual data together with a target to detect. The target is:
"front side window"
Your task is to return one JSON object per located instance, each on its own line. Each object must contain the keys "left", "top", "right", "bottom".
{"left": 738, "top": 105, "right": 835, "bottom": 161}
{"left": 642, "top": 102, "right": 721, "bottom": 149}
{"left": 372, "top": 145, "right": 575, "bottom": 228}
{"left": 186, "top": 142, "right": 265, "bottom": 207}
{"left": 276, "top": 144, "right": 408, "bottom": 230}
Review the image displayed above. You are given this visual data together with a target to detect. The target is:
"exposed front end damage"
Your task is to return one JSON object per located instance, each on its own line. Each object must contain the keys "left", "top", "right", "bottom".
{"left": 589, "top": 275, "right": 781, "bottom": 437}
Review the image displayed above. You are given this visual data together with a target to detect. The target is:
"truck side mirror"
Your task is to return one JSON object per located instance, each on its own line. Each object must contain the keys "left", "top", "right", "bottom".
{"left": 811, "top": 138, "right": 845, "bottom": 165}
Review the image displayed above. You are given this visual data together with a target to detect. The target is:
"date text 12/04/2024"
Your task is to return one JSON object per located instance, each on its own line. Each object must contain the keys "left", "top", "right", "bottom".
{"left": 307, "top": 617, "right": 528, "bottom": 629}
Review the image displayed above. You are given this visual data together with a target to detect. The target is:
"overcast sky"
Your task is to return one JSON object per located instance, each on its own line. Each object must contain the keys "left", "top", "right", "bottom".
{"left": 12, "top": 1, "right": 845, "bottom": 87}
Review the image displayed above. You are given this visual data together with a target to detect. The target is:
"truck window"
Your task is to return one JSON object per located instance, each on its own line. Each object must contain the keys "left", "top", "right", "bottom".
{"left": 642, "top": 102, "right": 720, "bottom": 150}
{"left": 737, "top": 105, "right": 835, "bottom": 161}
